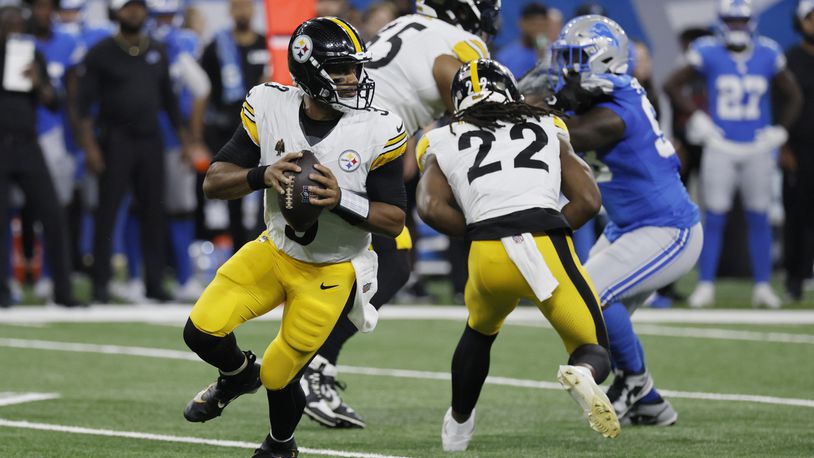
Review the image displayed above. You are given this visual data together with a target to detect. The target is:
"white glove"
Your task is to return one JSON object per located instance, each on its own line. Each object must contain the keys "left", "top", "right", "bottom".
{"left": 685, "top": 111, "right": 722, "bottom": 146}
{"left": 753, "top": 125, "right": 788, "bottom": 152}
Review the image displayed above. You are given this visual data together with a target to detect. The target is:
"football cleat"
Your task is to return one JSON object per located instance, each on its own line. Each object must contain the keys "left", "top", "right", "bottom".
{"left": 252, "top": 435, "right": 298, "bottom": 458}
{"left": 183, "top": 351, "right": 261, "bottom": 423}
{"left": 557, "top": 365, "right": 620, "bottom": 438}
{"left": 688, "top": 282, "right": 715, "bottom": 308}
{"left": 752, "top": 283, "right": 781, "bottom": 309}
{"left": 441, "top": 407, "right": 476, "bottom": 452}
{"left": 605, "top": 369, "right": 655, "bottom": 417}
{"left": 301, "top": 356, "right": 338, "bottom": 427}
{"left": 322, "top": 362, "right": 366, "bottom": 428}
{"left": 620, "top": 397, "right": 678, "bottom": 427}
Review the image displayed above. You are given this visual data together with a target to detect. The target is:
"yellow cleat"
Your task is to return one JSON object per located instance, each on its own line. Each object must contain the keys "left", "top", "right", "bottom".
{"left": 557, "top": 365, "right": 621, "bottom": 438}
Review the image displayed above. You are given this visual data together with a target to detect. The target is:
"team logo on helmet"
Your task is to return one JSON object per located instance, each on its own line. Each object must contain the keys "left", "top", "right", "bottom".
{"left": 338, "top": 150, "right": 362, "bottom": 172}
{"left": 291, "top": 35, "right": 313, "bottom": 63}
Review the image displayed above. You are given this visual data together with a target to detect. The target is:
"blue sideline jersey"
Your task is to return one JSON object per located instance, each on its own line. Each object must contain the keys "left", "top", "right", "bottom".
{"left": 35, "top": 29, "right": 83, "bottom": 135}
{"left": 686, "top": 36, "right": 785, "bottom": 142}
{"left": 595, "top": 77, "right": 699, "bottom": 241}
{"left": 154, "top": 26, "right": 200, "bottom": 150}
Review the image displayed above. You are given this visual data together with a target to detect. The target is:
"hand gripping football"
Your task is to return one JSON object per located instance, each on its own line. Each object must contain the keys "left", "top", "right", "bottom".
{"left": 277, "top": 150, "right": 324, "bottom": 232}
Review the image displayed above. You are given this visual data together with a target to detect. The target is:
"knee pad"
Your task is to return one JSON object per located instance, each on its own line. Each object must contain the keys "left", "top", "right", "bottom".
{"left": 568, "top": 344, "right": 611, "bottom": 384}
{"left": 260, "top": 336, "right": 306, "bottom": 391}
{"left": 283, "top": 306, "right": 334, "bottom": 353}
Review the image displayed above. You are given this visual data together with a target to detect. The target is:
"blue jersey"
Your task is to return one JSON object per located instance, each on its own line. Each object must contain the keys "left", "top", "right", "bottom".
{"left": 595, "top": 77, "right": 700, "bottom": 240}
{"left": 687, "top": 36, "right": 785, "bottom": 142}
{"left": 153, "top": 26, "right": 200, "bottom": 150}
{"left": 35, "top": 29, "right": 83, "bottom": 135}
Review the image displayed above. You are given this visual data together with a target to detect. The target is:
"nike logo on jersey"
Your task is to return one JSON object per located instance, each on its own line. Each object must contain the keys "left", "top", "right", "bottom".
{"left": 320, "top": 283, "right": 338, "bottom": 290}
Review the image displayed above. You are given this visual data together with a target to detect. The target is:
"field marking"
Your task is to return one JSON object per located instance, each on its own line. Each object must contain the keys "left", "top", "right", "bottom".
{"left": 0, "top": 418, "right": 407, "bottom": 458}
{"left": 1, "top": 338, "right": 812, "bottom": 410}
{"left": 3, "top": 305, "right": 814, "bottom": 325}
{"left": 0, "top": 393, "right": 60, "bottom": 407}
{"left": 509, "top": 322, "right": 814, "bottom": 345}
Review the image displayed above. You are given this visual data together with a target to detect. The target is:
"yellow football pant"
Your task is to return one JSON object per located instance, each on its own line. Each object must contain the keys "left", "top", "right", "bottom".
{"left": 465, "top": 232, "right": 608, "bottom": 353}
{"left": 189, "top": 232, "right": 356, "bottom": 390}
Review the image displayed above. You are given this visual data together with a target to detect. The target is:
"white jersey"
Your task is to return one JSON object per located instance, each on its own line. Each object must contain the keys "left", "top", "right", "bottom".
{"left": 417, "top": 115, "right": 568, "bottom": 226}
{"left": 366, "top": 14, "right": 490, "bottom": 136}
{"left": 241, "top": 82, "right": 407, "bottom": 264}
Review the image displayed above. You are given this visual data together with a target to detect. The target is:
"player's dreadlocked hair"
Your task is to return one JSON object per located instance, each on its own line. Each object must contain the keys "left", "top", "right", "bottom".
{"left": 450, "top": 101, "right": 563, "bottom": 133}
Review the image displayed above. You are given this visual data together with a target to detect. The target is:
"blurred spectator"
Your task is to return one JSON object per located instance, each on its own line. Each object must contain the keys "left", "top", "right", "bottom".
{"left": 198, "top": 0, "right": 268, "bottom": 251}
{"left": 148, "top": 0, "right": 211, "bottom": 301}
{"left": 360, "top": 1, "right": 398, "bottom": 42}
{"left": 496, "top": 2, "right": 548, "bottom": 78}
{"left": 183, "top": 4, "right": 206, "bottom": 39}
{"left": 24, "top": 0, "right": 82, "bottom": 300}
{"left": 782, "top": 0, "right": 814, "bottom": 300}
{"left": 631, "top": 40, "right": 660, "bottom": 120}
{"left": 0, "top": 5, "right": 80, "bottom": 307}
{"left": 671, "top": 27, "right": 712, "bottom": 183}
{"left": 389, "top": 0, "right": 412, "bottom": 16}
{"left": 545, "top": 7, "right": 563, "bottom": 43}
{"left": 316, "top": 0, "right": 362, "bottom": 27}
{"left": 574, "top": 2, "right": 607, "bottom": 17}
{"left": 78, "top": 0, "right": 190, "bottom": 303}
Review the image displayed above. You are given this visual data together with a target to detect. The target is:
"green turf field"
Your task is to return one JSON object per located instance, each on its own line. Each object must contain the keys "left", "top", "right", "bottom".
{"left": 1, "top": 316, "right": 813, "bottom": 457}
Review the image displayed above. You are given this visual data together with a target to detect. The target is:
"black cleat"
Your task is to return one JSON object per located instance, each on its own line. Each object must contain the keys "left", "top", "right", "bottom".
{"left": 184, "top": 351, "right": 261, "bottom": 422}
{"left": 252, "top": 435, "right": 298, "bottom": 457}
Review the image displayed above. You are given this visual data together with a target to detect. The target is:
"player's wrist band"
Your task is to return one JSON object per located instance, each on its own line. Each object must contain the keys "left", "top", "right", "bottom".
{"left": 331, "top": 188, "right": 370, "bottom": 224}
{"left": 247, "top": 166, "right": 269, "bottom": 190}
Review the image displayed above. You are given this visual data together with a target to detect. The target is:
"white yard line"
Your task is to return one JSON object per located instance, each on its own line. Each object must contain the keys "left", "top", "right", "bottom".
{"left": 2, "top": 305, "right": 814, "bottom": 325}
{"left": 509, "top": 322, "right": 814, "bottom": 345}
{"left": 0, "top": 419, "right": 407, "bottom": 458}
{"left": 1, "top": 338, "right": 812, "bottom": 410}
{"left": 0, "top": 393, "right": 60, "bottom": 407}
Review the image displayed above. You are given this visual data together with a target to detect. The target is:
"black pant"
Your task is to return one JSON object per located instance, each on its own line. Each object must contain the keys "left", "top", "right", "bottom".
{"left": 0, "top": 133, "right": 73, "bottom": 302}
{"left": 92, "top": 129, "right": 166, "bottom": 296}
{"left": 782, "top": 154, "right": 814, "bottom": 283}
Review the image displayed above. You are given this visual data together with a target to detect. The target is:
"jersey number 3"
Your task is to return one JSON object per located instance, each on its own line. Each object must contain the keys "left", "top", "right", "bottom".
{"left": 462, "top": 122, "right": 549, "bottom": 184}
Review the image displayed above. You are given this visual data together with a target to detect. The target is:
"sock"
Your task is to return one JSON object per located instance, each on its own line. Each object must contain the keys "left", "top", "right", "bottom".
{"left": 451, "top": 325, "right": 498, "bottom": 417}
{"left": 169, "top": 218, "right": 194, "bottom": 285}
{"left": 698, "top": 211, "right": 727, "bottom": 282}
{"left": 183, "top": 318, "right": 245, "bottom": 373}
{"left": 124, "top": 214, "right": 141, "bottom": 280}
{"left": 266, "top": 381, "right": 306, "bottom": 444}
{"left": 632, "top": 337, "right": 661, "bottom": 403}
{"left": 745, "top": 210, "right": 772, "bottom": 283}
{"left": 602, "top": 302, "right": 644, "bottom": 374}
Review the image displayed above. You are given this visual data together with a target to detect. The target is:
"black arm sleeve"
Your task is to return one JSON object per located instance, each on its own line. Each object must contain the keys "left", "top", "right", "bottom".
{"left": 366, "top": 156, "right": 407, "bottom": 211}
{"left": 211, "top": 125, "right": 261, "bottom": 168}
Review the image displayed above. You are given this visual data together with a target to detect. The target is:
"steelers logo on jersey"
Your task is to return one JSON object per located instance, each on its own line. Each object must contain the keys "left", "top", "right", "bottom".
{"left": 338, "top": 150, "right": 362, "bottom": 172}
{"left": 291, "top": 35, "right": 313, "bottom": 63}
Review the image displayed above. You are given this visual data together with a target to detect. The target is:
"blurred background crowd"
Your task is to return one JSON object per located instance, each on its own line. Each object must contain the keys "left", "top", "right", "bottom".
{"left": 0, "top": 0, "right": 812, "bottom": 308}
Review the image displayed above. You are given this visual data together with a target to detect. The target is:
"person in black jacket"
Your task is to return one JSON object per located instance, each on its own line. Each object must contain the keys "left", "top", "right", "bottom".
{"left": 77, "top": 0, "right": 191, "bottom": 303}
{"left": 0, "top": 5, "right": 80, "bottom": 307}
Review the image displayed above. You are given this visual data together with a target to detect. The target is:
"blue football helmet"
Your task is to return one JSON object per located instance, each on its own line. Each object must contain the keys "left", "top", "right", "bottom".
{"left": 147, "top": 0, "right": 183, "bottom": 16}
{"left": 716, "top": 0, "right": 756, "bottom": 48}
{"left": 550, "top": 14, "right": 629, "bottom": 95}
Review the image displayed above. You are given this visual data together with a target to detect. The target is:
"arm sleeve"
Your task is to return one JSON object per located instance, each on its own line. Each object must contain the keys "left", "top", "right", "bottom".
{"left": 366, "top": 155, "right": 407, "bottom": 211}
{"left": 77, "top": 48, "right": 99, "bottom": 118}
{"left": 240, "top": 87, "right": 262, "bottom": 145}
{"left": 371, "top": 120, "right": 407, "bottom": 170}
{"left": 175, "top": 52, "right": 211, "bottom": 98}
{"left": 211, "top": 125, "right": 261, "bottom": 168}
{"left": 415, "top": 133, "right": 431, "bottom": 173}
{"left": 452, "top": 36, "right": 490, "bottom": 62}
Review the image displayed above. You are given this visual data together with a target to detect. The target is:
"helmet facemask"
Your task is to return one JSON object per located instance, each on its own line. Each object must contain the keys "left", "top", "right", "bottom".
{"left": 313, "top": 58, "right": 376, "bottom": 112}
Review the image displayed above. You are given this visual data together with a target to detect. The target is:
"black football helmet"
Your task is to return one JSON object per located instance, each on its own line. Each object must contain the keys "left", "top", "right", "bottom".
{"left": 451, "top": 58, "right": 522, "bottom": 113}
{"left": 288, "top": 17, "right": 375, "bottom": 112}
{"left": 416, "top": 0, "right": 501, "bottom": 36}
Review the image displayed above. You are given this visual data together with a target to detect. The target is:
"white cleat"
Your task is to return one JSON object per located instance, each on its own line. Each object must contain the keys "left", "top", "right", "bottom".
{"left": 175, "top": 279, "right": 205, "bottom": 302}
{"left": 33, "top": 278, "right": 53, "bottom": 300}
{"left": 752, "top": 283, "right": 781, "bottom": 309}
{"left": 688, "top": 282, "right": 715, "bottom": 308}
{"left": 557, "top": 365, "right": 620, "bottom": 439}
{"left": 110, "top": 279, "right": 147, "bottom": 304}
{"left": 441, "top": 407, "right": 475, "bottom": 452}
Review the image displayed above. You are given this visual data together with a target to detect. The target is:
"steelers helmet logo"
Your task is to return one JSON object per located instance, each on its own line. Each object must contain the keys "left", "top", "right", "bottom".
{"left": 338, "top": 150, "right": 362, "bottom": 172}
{"left": 292, "top": 35, "right": 313, "bottom": 63}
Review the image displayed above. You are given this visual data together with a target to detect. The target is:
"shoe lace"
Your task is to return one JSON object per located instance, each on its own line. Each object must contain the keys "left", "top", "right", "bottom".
{"left": 306, "top": 370, "right": 324, "bottom": 399}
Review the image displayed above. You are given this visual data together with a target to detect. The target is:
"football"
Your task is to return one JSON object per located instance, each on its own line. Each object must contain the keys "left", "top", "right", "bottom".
{"left": 277, "top": 150, "right": 324, "bottom": 232}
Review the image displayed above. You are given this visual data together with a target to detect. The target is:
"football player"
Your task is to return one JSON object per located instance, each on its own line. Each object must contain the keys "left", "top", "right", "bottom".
{"left": 300, "top": 0, "right": 500, "bottom": 429}
{"left": 539, "top": 15, "right": 703, "bottom": 426}
{"left": 181, "top": 18, "right": 406, "bottom": 458}
{"left": 664, "top": 0, "right": 801, "bottom": 308}
{"left": 417, "top": 59, "right": 619, "bottom": 451}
